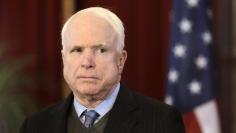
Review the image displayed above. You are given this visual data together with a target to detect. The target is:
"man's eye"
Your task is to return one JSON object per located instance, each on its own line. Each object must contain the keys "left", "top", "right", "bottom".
{"left": 98, "top": 48, "right": 107, "bottom": 53}
{"left": 71, "top": 48, "right": 82, "bottom": 53}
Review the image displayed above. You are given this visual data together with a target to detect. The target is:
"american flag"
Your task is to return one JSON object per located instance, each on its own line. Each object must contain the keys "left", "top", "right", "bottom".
{"left": 165, "top": 0, "right": 221, "bottom": 132}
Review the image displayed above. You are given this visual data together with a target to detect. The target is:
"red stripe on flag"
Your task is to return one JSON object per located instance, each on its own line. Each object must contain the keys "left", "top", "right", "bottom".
{"left": 183, "top": 112, "right": 202, "bottom": 133}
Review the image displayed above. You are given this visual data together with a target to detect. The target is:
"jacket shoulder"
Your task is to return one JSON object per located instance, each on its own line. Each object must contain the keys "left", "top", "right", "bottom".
{"left": 131, "top": 91, "right": 185, "bottom": 132}
{"left": 19, "top": 94, "right": 73, "bottom": 132}
{"left": 132, "top": 91, "right": 175, "bottom": 111}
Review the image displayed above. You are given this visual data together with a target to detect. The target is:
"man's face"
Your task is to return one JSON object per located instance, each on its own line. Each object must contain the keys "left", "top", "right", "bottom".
{"left": 62, "top": 13, "right": 127, "bottom": 100}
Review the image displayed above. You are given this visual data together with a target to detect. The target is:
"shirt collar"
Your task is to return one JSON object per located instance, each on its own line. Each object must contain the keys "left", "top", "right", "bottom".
{"left": 73, "top": 83, "right": 120, "bottom": 119}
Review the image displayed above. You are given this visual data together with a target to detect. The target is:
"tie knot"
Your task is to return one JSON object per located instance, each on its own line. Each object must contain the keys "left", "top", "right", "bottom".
{"left": 83, "top": 110, "right": 100, "bottom": 128}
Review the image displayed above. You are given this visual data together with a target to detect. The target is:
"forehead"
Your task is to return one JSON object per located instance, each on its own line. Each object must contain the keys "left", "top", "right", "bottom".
{"left": 63, "top": 13, "right": 117, "bottom": 48}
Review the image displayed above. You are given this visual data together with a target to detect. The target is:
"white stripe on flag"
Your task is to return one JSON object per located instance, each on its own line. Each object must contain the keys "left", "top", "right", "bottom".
{"left": 195, "top": 100, "right": 221, "bottom": 133}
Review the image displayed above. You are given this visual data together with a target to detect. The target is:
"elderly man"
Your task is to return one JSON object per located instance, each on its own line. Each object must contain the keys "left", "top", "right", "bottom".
{"left": 20, "top": 7, "right": 185, "bottom": 133}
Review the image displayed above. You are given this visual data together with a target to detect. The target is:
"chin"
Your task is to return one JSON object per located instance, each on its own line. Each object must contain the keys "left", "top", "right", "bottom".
{"left": 84, "top": 88, "right": 101, "bottom": 95}
{"left": 77, "top": 85, "right": 102, "bottom": 95}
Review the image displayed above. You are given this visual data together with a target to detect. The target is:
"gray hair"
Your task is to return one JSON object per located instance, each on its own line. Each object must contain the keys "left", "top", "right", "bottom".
{"left": 61, "top": 7, "right": 125, "bottom": 52}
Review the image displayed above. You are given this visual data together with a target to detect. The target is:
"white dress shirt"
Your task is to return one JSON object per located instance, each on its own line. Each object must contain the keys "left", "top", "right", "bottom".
{"left": 73, "top": 83, "right": 120, "bottom": 124}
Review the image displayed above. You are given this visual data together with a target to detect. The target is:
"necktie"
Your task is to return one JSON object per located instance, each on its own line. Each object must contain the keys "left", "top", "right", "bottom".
{"left": 84, "top": 110, "right": 100, "bottom": 128}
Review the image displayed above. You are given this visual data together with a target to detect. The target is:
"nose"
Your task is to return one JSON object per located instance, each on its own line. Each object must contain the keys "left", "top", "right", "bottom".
{"left": 81, "top": 50, "right": 95, "bottom": 69}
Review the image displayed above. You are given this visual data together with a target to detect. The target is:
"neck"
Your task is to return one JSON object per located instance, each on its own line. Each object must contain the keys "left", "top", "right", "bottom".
{"left": 74, "top": 84, "right": 118, "bottom": 108}
{"left": 75, "top": 96, "right": 103, "bottom": 108}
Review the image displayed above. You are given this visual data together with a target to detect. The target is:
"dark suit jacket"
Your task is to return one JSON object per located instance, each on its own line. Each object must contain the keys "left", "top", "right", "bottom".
{"left": 20, "top": 85, "right": 185, "bottom": 133}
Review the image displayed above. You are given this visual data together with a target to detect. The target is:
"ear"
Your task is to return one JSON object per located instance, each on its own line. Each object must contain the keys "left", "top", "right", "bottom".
{"left": 118, "top": 50, "right": 127, "bottom": 74}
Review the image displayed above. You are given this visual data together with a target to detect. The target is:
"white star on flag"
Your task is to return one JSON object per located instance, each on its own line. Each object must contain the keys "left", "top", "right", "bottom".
{"left": 189, "top": 80, "right": 202, "bottom": 95}
{"left": 179, "top": 18, "right": 192, "bottom": 33}
{"left": 165, "top": 95, "right": 173, "bottom": 105}
{"left": 173, "top": 44, "right": 187, "bottom": 58}
{"left": 168, "top": 69, "right": 179, "bottom": 83}
{"left": 195, "top": 55, "right": 208, "bottom": 69}
{"left": 202, "top": 31, "right": 212, "bottom": 44}
{"left": 186, "top": 0, "right": 199, "bottom": 7}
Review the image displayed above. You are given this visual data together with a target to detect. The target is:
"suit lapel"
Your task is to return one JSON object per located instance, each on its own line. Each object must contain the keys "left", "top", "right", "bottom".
{"left": 47, "top": 93, "right": 73, "bottom": 133}
{"left": 104, "top": 85, "right": 138, "bottom": 133}
{"left": 44, "top": 86, "right": 138, "bottom": 133}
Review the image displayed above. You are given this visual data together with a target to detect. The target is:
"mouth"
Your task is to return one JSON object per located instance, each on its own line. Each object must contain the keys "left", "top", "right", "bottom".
{"left": 77, "top": 76, "right": 99, "bottom": 80}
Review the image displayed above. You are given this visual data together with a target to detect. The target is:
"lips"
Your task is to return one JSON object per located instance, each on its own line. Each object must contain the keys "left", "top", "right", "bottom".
{"left": 77, "top": 76, "right": 99, "bottom": 80}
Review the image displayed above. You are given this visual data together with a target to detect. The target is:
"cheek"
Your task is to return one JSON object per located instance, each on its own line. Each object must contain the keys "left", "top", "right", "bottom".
{"left": 99, "top": 58, "right": 120, "bottom": 76}
{"left": 64, "top": 59, "right": 80, "bottom": 77}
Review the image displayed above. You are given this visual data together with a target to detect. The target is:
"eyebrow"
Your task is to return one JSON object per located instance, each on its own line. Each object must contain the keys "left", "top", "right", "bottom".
{"left": 92, "top": 44, "right": 107, "bottom": 49}
{"left": 71, "top": 44, "right": 107, "bottom": 49}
